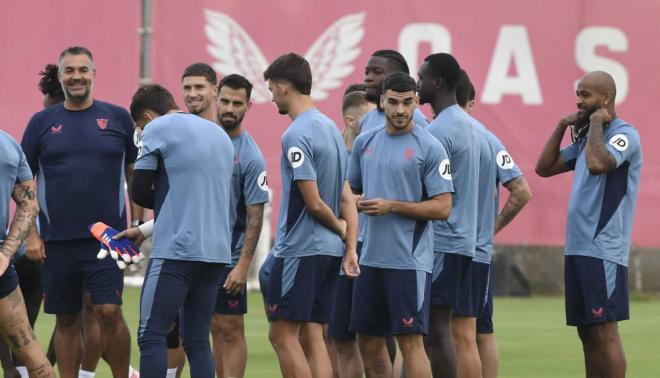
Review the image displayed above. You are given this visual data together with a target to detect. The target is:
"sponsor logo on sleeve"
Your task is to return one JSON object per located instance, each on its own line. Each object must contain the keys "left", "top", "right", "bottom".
{"left": 287, "top": 147, "right": 305, "bottom": 168}
{"left": 257, "top": 170, "right": 269, "bottom": 191}
{"left": 608, "top": 134, "right": 628, "bottom": 152}
{"left": 439, "top": 159, "right": 452, "bottom": 180}
{"left": 496, "top": 150, "right": 515, "bottom": 169}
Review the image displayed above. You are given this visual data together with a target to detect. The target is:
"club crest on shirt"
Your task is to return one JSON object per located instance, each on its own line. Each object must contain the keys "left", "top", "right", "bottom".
{"left": 97, "top": 118, "right": 108, "bottom": 130}
{"left": 50, "top": 124, "right": 63, "bottom": 134}
{"left": 287, "top": 147, "right": 305, "bottom": 168}
{"left": 496, "top": 150, "right": 515, "bottom": 170}
{"left": 257, "top": 170, "right": 269, "bottom": 191}
{"left": 404, "top": 148, "right": 415, "bottom": 160}
{"left": 608, "top": 134, "right": 628, "bottom": 152}
{"left": 439, "top": 159, "right": 452, "bottom": 180}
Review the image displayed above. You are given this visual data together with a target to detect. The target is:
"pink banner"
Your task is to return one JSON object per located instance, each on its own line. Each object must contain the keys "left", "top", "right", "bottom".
{"left": 0, "top": 1, "right": 140, "bottom": 140}
{"left": 3, "top": 1, "right": 658, "bottom": 247}
{"left": 150, "top": 0, "right": 659, "bottom": 247}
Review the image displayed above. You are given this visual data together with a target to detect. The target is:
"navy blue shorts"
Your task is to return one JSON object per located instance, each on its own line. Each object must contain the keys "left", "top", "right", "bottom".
{"left": 350, "top": 266, "right": 431, "bottom": 336}
{"left": 43, "top": 238, "right": 124, "bottom": 314}
{"left": 215, "top": 265, "right": 248, "bottom": 315}
{"left": 431, "top": 252, "right": 472, "bottom": 308}
{"left": 477, "top": 264, "right": 494, "bottom": 334}
{"left": 328, "top": 242, "right": 362, "bottom": 340}
{"left": 455, "top": 261, "right": 490, "bottom": 317}
{"left": 0, "top": 263, "right": 20, "bottom": 299}
{"left": 258, "top": 252, "right": 275, "bottom": 302}
{"left": 565, "top": 255, "right": 629, "bottom": 327}
{"left": 266, "top": 255, "right": 341, "bottom": 323}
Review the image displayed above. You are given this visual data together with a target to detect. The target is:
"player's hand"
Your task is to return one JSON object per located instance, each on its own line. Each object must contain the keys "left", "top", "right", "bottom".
{"left": 25, "top": 232, "right": 46, "bottom": 263}
{"left": 342, "top": 250, "right": 360, "bottom": 278}
{"left": 589, "top": 108, "right": 612, "bottom": 125}
{"left": 223, "top": 261, "right": 249, "bottom": 296}
{"left": 113, "top": 227, "right": 147, "bottom": 247}
{"left": 89, "top": 222, "right": 143, "bottom": 271}
{"left": 337, "top": 219, "right": 347, "bottom": 240}
{"left": 559, "top": 112, "right": 580, "bottom": 128}
{"left": 358, "top": 198, "right": 392, "bottom": 216}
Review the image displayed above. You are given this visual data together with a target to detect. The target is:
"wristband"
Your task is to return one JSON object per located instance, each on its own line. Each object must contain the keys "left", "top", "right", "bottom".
{"left": 138, "top": 220, "right": 154, "bottom": 238}
{"left": 131, "top": 220, "right": 145, "bottom": 227}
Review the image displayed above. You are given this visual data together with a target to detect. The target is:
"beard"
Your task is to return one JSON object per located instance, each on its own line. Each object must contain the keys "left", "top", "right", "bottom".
{"left": 64, "top": 86, "right": 91, "bottom": 103}
{"left": 218, "top": 113, "right": 244, "bottom": 129}
{"left": 385, "top": 113, "right": 412, "bottom": 129}
{"left": 572, "top": 106, "right": 598, "bottom": 141}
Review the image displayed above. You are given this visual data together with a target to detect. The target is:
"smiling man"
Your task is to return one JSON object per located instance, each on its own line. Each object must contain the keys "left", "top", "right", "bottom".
{"left": 181, "top": 63, "right": 218, "bottom": 122}
{"left": 21, "top": 46, "right": 136, "bottom": 378}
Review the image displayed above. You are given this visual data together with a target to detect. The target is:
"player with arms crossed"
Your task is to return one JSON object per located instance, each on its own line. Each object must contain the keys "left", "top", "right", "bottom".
{"left": 263, "top": 53, "right": 358, "bottom": 378}
{"left": 536, "top": 71, "right": 641, "bottom": 378}
{"left": 348, "top": 72, "right": 453, "bottom": 378}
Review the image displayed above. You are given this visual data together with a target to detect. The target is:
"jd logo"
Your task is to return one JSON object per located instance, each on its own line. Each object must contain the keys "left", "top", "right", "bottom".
{"left": 287, "top": 147, "right": 305, "bottom": 168}
{"left": 608, "top": 134, "right": 628, "bottom": 152}
{"left": 205, "top": 10, "right": 365, "bottom": 103}
{"left": 439, "top": 159, "right": 452, "bottom": 181}
{"left": 257, "top": 170, "right": 269, "bottom": 191}
{"left": 496, "top": 150, "right": 515, "bottom": 169}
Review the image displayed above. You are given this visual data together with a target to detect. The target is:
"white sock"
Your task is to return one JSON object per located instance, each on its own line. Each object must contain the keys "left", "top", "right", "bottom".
{"left": 15, "top": 366, "right": 29, "bottom": 378}
{"left": 129, "top": 366, "right": 140, "bottom": 377}
{"left": 166, "top": 368, "right": 177, "bottom": 378}
{"left": 78, "top": 369, "right": 95, "bottom": 378}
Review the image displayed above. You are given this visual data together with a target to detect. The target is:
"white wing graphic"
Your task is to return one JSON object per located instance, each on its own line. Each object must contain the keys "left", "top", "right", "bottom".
{"left": 305, "top": 12, "right": 366, "bottom": 101}
{"left": 204, "top": 9, "right": 271, "bottom": 103}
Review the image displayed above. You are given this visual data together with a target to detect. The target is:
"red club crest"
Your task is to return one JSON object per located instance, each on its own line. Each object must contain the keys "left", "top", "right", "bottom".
{"left": 97, "top": 118, "right": 108, "bottom": 129}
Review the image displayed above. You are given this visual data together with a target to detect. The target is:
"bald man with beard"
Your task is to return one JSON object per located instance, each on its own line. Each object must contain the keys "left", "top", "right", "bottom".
{"left": 536, "top": 71, "right": 643, "bottom": 378}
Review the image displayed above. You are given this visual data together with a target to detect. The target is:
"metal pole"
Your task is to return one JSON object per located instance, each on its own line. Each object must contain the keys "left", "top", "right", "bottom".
{"left": 139, "top": 0, "right": 153, "bottom": 85}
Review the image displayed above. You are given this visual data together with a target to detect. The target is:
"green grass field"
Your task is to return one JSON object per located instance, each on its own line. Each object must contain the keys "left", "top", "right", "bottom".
{"left": 28, "top": 288, "right": 660, "bottom": 377}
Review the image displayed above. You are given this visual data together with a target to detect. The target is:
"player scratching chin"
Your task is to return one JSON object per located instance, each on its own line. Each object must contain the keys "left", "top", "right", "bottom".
{"left": 536, "top": 71, "right": 642, "bottom": 378}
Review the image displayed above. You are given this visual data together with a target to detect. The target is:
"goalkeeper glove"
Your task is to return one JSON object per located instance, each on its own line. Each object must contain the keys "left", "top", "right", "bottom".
{"left": 89, "top": 222, "right": 143, "bottom": 271}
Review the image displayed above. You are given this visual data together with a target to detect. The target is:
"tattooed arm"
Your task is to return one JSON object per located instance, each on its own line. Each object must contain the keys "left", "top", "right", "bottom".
{"left": 494, "top": 176, "right": 532, "bottom": 235}
{"left": 584, "top": 110, "right": 617, "bottom": 174}
{"left": 0, "top": 180, "right": 39, "bottom": 273}
{"left": 223, "top": 204, "right": 265, "bottom": 295}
